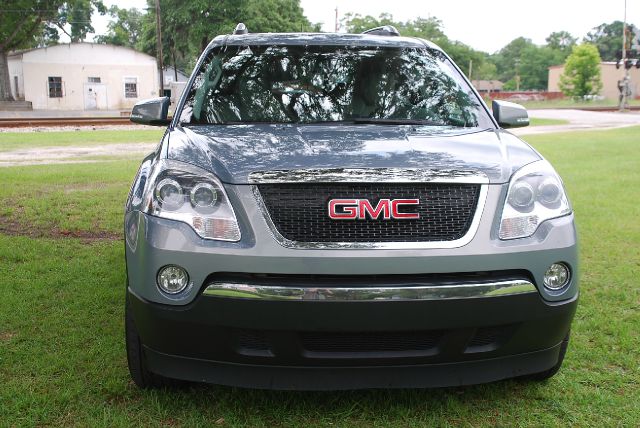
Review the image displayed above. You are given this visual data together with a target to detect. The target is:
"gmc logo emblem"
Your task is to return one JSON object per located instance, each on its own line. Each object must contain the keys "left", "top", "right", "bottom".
{"left": 328, "top": 198, "right": 420, "bottom": 220}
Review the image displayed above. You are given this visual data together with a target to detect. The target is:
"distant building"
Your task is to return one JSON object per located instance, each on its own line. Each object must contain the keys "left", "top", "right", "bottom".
{"left": 7, "top": 43, "right": 162, "bottom": 111}
{"left": 548, "top": 62, "right": 640, "bottom": 100}
{"left": 161, "top": 65, "right": 189, "bottom": 105}
{"left": 162, "top": 66, "right": 188, "bottom": 85}
{"left": 471, "top": 80, "right": 504, "bottom": 93}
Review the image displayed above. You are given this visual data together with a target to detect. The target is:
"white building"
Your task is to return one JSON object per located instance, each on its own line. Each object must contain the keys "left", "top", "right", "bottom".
{"left": 7, "top": 43, "right": 166, "bottom": 111}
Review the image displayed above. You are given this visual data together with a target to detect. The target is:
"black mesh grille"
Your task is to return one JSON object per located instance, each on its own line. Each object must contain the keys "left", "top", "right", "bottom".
{"left": 236, "top": 329, "right": 272, "bottom": 357}
{"left": 257, "top": 183, "right": 480, "bottom": 243}
{"left": 465, "top": 325, "right": 516, "bottom": 353}
{"left": 301, "top": 331, "right": 443, "bottom": 353}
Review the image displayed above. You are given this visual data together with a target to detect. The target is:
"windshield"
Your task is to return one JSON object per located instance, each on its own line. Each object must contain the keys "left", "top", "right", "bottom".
{"left": 179, "top": 44, "right": 493, "bottom": 128}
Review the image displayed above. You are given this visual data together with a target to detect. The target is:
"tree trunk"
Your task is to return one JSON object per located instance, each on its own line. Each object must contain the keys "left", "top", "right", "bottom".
{"left": 0, "top": 50, "right": 15, "bottom": 101}
{"left": 172, "top": 48, "right": 178, "bottom": 81}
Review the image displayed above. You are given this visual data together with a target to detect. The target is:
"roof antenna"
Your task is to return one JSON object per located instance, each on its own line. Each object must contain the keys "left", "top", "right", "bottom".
{"left": 233, "top": 23, "right": 248, "bottom": 35}
{"left": 362, "top": 25, "right": 400, "bottom": 36}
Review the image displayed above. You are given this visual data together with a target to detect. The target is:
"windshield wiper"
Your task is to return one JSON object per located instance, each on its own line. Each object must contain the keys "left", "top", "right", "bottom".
{"left": 351, "top": 118, "right": 446, "bottom": 126}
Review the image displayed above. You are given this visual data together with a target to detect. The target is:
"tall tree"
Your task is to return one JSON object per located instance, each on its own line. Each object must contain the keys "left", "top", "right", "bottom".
{"left": 559, "top": 44, "right": 602, "bottom": 97}
{"left": 51, "top": 0, "right": 106, "bottom": 43}
{"left": 245, "top": 0, "right": 318, "bottom": 33}
{"left": 0, "top": 0, "right": 104, "bottom": 101}
{"left": 491, "top": 37, "right": 535, "bottom": 87}
{"left": 518, "top": 45, "right": 564, "bottom": 90}
{"left": 95, "top": 6, "right": 143, "bottom": 47}
{"left": 342, "top": 13, "right": 494, "bottom": 80}
{"left": 546, "top": 31, "right": 577, "bottom": 57}
{"left": 343, "top": 14, "right": 446, "bottom": 41}
{"left": 1, "top": 1, "right": 60, "bottom": 101}
{"left": 585, "top": 21, "right": 637, "bottom": 61}
{"left": 137, "top": 0, "right": 316, "bottom": 74}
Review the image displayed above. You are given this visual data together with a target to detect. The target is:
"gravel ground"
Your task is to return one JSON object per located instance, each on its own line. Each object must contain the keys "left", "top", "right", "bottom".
{"left": 513, "top": 109, "right": 640, "bottom": 136}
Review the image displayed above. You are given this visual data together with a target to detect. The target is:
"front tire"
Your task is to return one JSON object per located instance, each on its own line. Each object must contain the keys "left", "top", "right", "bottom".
{"left": 125, "top": 294, "right": 177, "bottom": 389}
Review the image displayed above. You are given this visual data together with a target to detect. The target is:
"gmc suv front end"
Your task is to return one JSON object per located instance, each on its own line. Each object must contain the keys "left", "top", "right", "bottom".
{"left": 124, "top": 26, "right": 578, "bottom": 390}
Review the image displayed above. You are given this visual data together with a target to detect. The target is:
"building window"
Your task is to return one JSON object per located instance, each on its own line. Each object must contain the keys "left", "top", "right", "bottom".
{"left": 124, "top": 77, "right": 138, "bottom": 98}
{"left": 48, "top": 76, "right": 63, "bottom": 98}
{"left": 88, "top": 77, "right": 101, "bottom": 83}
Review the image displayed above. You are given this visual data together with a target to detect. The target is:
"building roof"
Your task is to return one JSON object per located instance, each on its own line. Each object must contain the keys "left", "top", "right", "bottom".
{"left": 549, "top": 61, "right": 621, "bottom": 70}
{"left": 8, "top": 42, "right": 155, "bottom": 62}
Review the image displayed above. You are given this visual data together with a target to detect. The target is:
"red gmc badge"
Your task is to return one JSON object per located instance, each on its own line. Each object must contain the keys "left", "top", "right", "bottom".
{"left": 328, "top": 198, "right": 420, "bottom": 220}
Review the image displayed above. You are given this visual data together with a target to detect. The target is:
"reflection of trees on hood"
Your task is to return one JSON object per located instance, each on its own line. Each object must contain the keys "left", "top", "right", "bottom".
{"left": 182, "top": 45, "right": 486, "bottom": 127}
{"left": 167, "top": 125, "right": 502, "bottom": 182}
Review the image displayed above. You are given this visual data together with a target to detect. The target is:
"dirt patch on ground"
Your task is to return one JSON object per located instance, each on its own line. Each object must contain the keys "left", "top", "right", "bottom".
{"left": 62, "top": 183, "right": 120, "bottom": 194}
{"left": 0, "top": 142, "right": 156, "bottom": 167}
{"left": 0, "top": 214, "right": 120, "bottom": 241}
{"left": 0, "top": 331, "right": 16, "bottom": 341}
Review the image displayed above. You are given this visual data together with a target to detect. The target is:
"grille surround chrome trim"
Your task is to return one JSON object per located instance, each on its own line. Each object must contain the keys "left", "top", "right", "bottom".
{"left": 248, "top": 168, "right": 489, "bottom": 184}
{"left": 251, "top": 183, "right": 489, "bottom": 250}
{"left": 203, "top": 279, "right": 537, "bottom": 301}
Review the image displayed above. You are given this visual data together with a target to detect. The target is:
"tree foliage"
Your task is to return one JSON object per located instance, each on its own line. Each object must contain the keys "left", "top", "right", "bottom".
{"left": 132, "top": 0, "right": 316, "bottom": 74}
{"left": 585, "top": 21, "right": 637, "bottom": 61}
{"left": 342, "top": 13, "right": 494, "bottom": 80}
{"left": 492, "top": 35, "right": 571, "bottom": 90}
{"left": 94, "top": 6, "right": 143, "bottom": 48}
{"left": 48, "top": 0, "right": 106, "bottom": 43}
{"left": 0, "top": 0, "right": 104, "bottom": 101}
{"left": 559, "top": 44, "right": 602, "bottom": 97}
{"left": 546, "top": 31, "right": 577, "bottom": 55}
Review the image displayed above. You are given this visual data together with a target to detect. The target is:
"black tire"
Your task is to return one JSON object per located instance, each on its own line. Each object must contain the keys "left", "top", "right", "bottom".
{"left": 125, "top": 293, "right": 177, "bottom": 389}
{"left": 523, "top": 332, "right": 570, "bottom": 381}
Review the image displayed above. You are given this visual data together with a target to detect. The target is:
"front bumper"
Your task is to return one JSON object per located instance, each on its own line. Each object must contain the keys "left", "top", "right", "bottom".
{"left": 129, "top": 287, "right": 577, "bottom": 389}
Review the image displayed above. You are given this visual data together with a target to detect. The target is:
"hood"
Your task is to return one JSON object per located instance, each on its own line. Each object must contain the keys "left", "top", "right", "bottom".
{"left": 166, "top": 124, "right": 540, "bottom": 184}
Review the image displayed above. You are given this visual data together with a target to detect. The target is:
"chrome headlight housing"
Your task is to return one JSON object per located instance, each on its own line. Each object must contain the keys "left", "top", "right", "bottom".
{"left": 499, "top": 160, "right": 571, "bottom": 240}
{"left": 141, "top": 160, "right": 241, "bottom": 241}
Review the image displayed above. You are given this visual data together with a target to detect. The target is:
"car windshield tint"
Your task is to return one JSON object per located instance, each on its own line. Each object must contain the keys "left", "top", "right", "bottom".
{"left": 179, "top": 45, "right": 492, "bottom": 128}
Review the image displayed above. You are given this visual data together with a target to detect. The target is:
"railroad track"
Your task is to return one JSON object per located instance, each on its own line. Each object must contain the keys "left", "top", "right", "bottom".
{"left": 0, "top": 116, "right": 132, "bottom": 128}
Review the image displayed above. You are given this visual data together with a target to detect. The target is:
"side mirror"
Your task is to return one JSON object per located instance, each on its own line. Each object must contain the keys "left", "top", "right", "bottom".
{"left": 492, "top": 100, "right": 529, "bottom": 128}
{"left": 130, "top": 97, "right": 171, "bottom": 126}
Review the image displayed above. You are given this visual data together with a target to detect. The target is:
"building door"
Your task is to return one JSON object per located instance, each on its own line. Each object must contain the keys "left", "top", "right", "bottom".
{"left": 13, "top": 76, "right": 20, "bottom": 99}
{"left": 84, "top": 83, "right": 107, "bottom": 110}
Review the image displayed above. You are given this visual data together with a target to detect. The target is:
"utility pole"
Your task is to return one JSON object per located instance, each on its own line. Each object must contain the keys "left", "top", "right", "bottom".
{"left": 155, "top": 0, "right": 164, "bottom": 97}
{"left": 335, "top": 7, "right": 339, "bottom": 33}
{"left": 468, "top": 59, "right": 473, "bottom": 81}
{"left": 515, "top": 58, "right": 521, "bottom": 91}
{"left": 620, "top": 0, "right": 629, "bottom": 111}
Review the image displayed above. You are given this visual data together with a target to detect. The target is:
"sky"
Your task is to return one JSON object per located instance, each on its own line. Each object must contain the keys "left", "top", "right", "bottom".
{"left": 92, "top": 0, "right": 638, "bottom": 54}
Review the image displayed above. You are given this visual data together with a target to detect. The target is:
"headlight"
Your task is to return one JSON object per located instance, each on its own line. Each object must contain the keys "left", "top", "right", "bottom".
{"left": 499, "top": 160, "right": 571, "bottom": 240}
{"left": 143, "top": 160, "right": 241, "bottom": 241}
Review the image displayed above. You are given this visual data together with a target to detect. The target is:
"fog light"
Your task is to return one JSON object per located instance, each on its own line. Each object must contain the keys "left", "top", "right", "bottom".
{"left": 157, "top": 265, "right": 189, "bottom": 294}
{"left": 543, "top": 263, "right": 570, "bottom": 291}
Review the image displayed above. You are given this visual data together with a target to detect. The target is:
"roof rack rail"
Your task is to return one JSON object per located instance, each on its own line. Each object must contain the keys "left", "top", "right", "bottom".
{"left": 362, "top": 25, "right": 400, "bottom": 37}
{"left": 233, "top": 23, "right": 248, "bottom": 35}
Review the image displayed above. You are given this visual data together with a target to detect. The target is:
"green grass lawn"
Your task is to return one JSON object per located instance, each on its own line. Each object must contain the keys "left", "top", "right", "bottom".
{"left": 528, "top": 117, "right": 569, "bottom": 127}
{"left": 1, "top": 127, "right": 639, "bottom": 426}
{"left": 0, "top": 129, "right": 164, "bottom": 152}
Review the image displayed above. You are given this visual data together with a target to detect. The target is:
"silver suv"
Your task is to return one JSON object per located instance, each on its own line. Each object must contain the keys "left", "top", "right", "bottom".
{"left": 125, "top": 25, "right": 578, "bottom": 390}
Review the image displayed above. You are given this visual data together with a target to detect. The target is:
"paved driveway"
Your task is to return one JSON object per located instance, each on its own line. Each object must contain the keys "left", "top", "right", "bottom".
{"left": 512, "top": 109, "right": 640, "bottom": 136}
